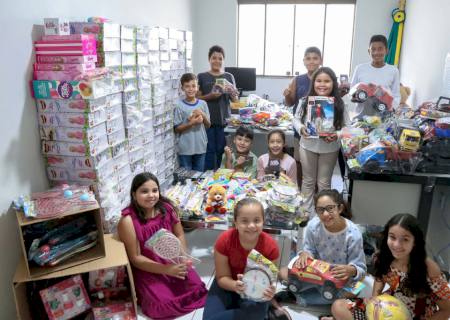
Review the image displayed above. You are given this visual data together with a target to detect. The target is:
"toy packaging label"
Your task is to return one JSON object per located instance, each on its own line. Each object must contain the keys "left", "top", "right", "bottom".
{"left": 47, "top": 158, "right": 113, "bottom": 182}
{"left": 107, "top": 128, "right": 126, "bottom": 146}
{"left": 36, "top": 55, "right": 97, "bottom": 64}
{"left": 39, "top": 275, "right": 91, "bottom": 320}
{"left": 70, "top": 22, "right": 121, "bottom": 38}
{"left": 39, "top": 122, "right": 106, "bottom": 143}
{"left": 44, "top": 18, "right": 70, "bottom": 36}
{"left": 36, "top": 93, "right": 120, "bottom": 113}
{"left": 45, "top": 149, "right": 112, "bottom": 170}
{"left": 32, "top": 78, "right": 116, "bottom": 100}
{"left": 306, "top": 96, "right": 335, "bottom": 137}
{"left": 34, "top": 62, "right": 95, "bottom": 72}
{"left": 37, "top": 108, "right": 107, "bottom": 128}
{"left": 42, "top": 135, "right": 109, "bottom": 157}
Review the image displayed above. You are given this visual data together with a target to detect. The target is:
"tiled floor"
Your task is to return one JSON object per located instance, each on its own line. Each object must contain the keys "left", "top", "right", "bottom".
{"left": 138, "top": 170, "right": 352, "bottom": 319}
{"left": 138, "top": 219, "right": 374, "bottom": 320}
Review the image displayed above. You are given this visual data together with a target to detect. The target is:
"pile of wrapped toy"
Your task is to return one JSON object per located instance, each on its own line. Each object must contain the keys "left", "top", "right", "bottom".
{"left": 227, "top": 94, "right": 293, "bottom": 131}
{"left": 164, "top": 169, "right": 309, "bottom": 229}
{"left": 342, "top": 96, "right": 450, "bottom": 174}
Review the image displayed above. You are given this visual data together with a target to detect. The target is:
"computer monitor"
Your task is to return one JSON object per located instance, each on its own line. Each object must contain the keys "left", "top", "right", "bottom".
{"left": 225, "top": 67, "right": 256, "bottom": 94}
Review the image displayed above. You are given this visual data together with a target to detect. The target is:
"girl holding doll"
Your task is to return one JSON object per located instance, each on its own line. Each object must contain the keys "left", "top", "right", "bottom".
{"left": 118, "top": 172, "right": 207, "bottom": 319}
{"left": 293, "top": 67, "right": 350, "bottom": 213}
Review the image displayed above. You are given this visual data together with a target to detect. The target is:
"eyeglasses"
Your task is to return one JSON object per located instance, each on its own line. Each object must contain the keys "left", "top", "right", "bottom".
{"left": 315, "top": 204, "right": 338, "bottom": 214}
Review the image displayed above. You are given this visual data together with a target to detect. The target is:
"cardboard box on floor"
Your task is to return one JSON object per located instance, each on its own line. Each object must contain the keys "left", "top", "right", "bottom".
{"left": 12, "top": 234, "right": 137, "bottom": 320}
{"left": 16, "top": 203, "right": 105, "bottom": 278}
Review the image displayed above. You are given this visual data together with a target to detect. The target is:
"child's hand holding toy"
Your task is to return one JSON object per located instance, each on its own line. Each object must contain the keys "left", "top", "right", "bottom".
{"left": 234, "top": 274, "right": 246, "bottom": 294}
{"left": 331, "top": 264, "right": 356, "bottom": 280}
{"left": 297, "top": 251, "right": 313, "bottom": 269}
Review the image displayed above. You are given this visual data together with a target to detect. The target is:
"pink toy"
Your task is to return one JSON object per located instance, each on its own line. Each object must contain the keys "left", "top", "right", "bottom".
{"left": 35, "top": 38, "right": 97, "bottom": 56}
{"left": 41, "top": 34, "right": 95, "bottom": 42}
{"left": 39, "top": 275, "right": 91, "bottom": 320}
{"left": 34, "top": 62, "right": 95, "bottom": 72}
{"left": 36, "top": 55, "right": 97, "bottom": 64}
{"left": 92, "top": 302, "right": 136, "bottom": 320}
{"left": 89, "top": 266, "right": 127, "bottom": 291}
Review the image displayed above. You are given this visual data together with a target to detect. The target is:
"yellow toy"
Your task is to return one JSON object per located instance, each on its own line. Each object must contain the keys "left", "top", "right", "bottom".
{"left": 205, "top": 184, "right": 227, "bottom": 214}
{"left": 399, "top": 128, "right": 421, "bottom": 152}
{"left": 366, "top": 294, "right": 411, "bottom": 320}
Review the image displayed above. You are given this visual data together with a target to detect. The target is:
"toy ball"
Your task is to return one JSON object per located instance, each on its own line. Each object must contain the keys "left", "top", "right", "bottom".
{"left": 366, "top": 294, "right": 411, "bottom": 320}
{"left": 79, "top": 193, "right": 90, "bottom": 201}
{"left": 63, "top": 190, "right": 73, "bottom": 199}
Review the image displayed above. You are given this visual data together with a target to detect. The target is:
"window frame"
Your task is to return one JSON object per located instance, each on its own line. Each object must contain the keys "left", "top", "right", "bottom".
{"left": 237, "top": 1, "right": 356, "bottom": 77}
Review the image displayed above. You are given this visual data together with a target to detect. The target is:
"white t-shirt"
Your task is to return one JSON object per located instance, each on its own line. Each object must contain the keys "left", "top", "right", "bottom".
{"left": 351, "top": 62, "right": 400, "bottom": 118}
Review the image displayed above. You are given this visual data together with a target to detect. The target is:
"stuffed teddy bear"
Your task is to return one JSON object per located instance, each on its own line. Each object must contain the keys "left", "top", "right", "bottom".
{"left": 399, "top": 83, "right": 411, "bottom": 108}
{"left": 205, "top": 184, "right": 227, "bottom": 214}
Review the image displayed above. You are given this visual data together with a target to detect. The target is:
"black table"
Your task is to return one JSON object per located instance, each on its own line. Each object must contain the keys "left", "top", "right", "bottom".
{"left": 347, "top": 170, "right": 450, "bottom": 236}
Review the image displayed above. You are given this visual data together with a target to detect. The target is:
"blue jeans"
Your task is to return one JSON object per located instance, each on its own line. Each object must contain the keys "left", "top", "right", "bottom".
{"left": 202, "top": 279, "right": 269, "bottom": 320}
{"left": 205, "top": 126, "right": 226, "bottom": 170}
{"left": 178, "top": 153, "right": 206, "bottom": 172}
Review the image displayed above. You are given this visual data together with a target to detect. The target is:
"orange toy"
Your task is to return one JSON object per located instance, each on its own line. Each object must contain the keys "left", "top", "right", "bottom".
{"left": 205, "top": 185, "right": 227, "bottom": 214}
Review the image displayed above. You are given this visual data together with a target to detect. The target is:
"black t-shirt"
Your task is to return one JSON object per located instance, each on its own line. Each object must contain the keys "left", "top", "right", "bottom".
{"left": 197, "top": 72, "right": 236, "bottom": 126}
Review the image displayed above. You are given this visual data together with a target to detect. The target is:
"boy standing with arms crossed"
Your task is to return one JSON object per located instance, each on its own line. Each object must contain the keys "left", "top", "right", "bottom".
{"left": 174, "top": 73, "right": 211, "bottom": 171}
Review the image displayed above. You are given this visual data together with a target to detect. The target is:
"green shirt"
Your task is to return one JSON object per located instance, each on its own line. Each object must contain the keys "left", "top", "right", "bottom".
{"left": 220, "top": 151, "right": 257, "bottom": 179}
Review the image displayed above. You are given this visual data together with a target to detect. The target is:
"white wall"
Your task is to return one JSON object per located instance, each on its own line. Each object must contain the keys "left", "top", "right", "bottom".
{"left": 399, "top": 0, "right": 450, "bottom": 106}
{"left": 192, "top": 0, "right": 397, "bottom": 103}
{"left": 0, "top": 0, "right": 192, "bottom": 317}
{"left": 192, "top": 0, "right": 237, "bottom": 75}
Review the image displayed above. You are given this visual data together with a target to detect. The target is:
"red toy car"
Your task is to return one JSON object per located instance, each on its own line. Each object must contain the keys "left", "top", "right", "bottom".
{"left": 350, "top": 83, "right": 394, "bottom": 113}
{"left": 287, "top": 257, "right": 347, "bottom": 301}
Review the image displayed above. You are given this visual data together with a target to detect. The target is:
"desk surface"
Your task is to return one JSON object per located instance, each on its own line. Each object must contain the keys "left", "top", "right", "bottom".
{"left": 225, "top": 126, "right": 294, "bottom": 136}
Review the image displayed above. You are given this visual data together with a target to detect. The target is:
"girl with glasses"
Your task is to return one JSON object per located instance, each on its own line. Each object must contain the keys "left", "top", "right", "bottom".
{"left": 276, "top": 189, "right": 366, "bottom": 311}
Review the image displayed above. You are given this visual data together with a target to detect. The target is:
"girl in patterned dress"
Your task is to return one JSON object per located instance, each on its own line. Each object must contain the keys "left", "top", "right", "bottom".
{"left": 118, "top": 172, "right": 207, "bottom": 319}
{"left": 328, "top": 213, "right": 450, "bottom": 320}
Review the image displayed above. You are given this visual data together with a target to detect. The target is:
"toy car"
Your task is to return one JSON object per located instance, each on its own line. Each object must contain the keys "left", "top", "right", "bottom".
{"left": 350, "top": 83, "right": 394, "bottom": 113}
{"left": 287, "top": 257, "right": 347, "bottom": 301}
{"left": 355, "top": 144, "right": 420, "bottom": 174}
{"left": 399, "top": 128, "right": 421, "bottom": 152}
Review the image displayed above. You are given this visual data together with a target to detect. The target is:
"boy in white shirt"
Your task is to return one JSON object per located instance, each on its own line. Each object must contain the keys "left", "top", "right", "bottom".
{"left": 350, "top": 35, "right": 400, "bottom": 119}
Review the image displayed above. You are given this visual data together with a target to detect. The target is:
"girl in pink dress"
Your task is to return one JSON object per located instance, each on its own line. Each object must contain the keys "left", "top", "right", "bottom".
{"left": 118, "top": 172, "right": 207, "bottom": 319}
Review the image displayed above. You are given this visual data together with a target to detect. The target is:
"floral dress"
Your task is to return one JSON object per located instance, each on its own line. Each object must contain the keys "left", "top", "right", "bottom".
{"left": 122, "top": 204, "right": 208, "bottom": 320}
{"left": 347, "top": 266, "right": 450, "bottom": 320}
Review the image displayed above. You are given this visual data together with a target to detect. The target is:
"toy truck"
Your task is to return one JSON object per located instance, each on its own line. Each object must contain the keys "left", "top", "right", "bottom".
{"left": 287, "top": 257, "right": 347, "bottom": 301}
{"left": 350, "top": 83, "right": 394, "bottom": 113}
{"left": 399, "top": 129, "right": 421, "bottom": 152}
